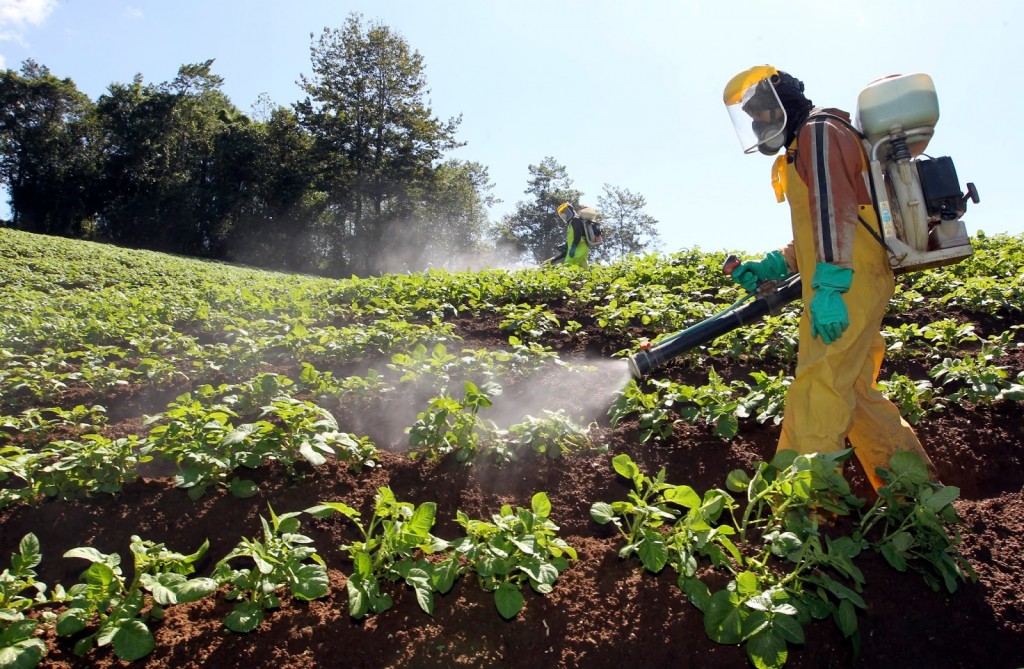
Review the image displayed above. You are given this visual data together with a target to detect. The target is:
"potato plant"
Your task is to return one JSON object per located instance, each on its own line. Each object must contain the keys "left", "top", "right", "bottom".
{"left": 592, "top": 449, "right": 974, "bottom": 669}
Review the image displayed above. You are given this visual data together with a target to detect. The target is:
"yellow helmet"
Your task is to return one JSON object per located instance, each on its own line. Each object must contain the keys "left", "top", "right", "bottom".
{"left": 723, "top": 65, "right": 787, "bottom": 155}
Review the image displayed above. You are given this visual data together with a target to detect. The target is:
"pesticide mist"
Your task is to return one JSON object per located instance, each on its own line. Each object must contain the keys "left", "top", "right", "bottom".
{"left": 336, "top": 354, "right": 635, "bottom": 457}
{"left": 483, "top": 357, "right": 634, "bottom": 429}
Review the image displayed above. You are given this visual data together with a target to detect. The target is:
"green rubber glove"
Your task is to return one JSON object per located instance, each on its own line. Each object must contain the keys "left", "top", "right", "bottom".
{"left": 732, "top": 250, "right": 789, "bottom": 293}
{"left": 809, "top": 262, "right": 854, "bottom": 344}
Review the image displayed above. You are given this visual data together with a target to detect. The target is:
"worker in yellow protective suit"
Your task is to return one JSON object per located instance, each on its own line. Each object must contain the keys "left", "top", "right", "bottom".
{"left": 557, "top": 202, "right": 602, "bottom": 268}
{"left": 722, "top": 65, "right": 937, "bottom": 490}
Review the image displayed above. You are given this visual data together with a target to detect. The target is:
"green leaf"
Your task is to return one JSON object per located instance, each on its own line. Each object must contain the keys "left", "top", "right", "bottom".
{"left": 222, "top": 425, "right": 257, "bottom": 447}
{"left": 888, "top": 449, "right": 929, "bottom": 483}
{"left": 347, "top": 580, "right": 369, "bottom": 620}
{"left": 531, "top": 492, "right": 552, "bottom": 517}
{"left": 835, "top": 598, "right": 859, "bottom": 638}
{"left": 352, "top": 550, "right": 373, "bottom": 579}
{"left": 713, "top": 413, "right": 739, "bottom": 439}
{"left": 0, "top": 621, "right": 37, "bottom": 645}
{"left": 408, "top": 502, "right": 437, "bottom": 537}
{"left": 923, "top": 485, "right": 960, "bottom": 513}
{"left": 736, "top": 572, "right": 759, "bottom": 597}
{"left": 63, "top": 546, "right": 107, "bottom": 563}
{"left": 611, "top": 454, "right": 641, "bottom": 483}
{"left": 680, "top": 576, "right": 711, "bottom": 612}
{"left": 589, "top": 502, "right": 616, "bottom": 525}
{"left": 305, "top": 501, "right": 360, "bottom": 520}
{"left": 299, "top": 441, "right": 328, "bottom": 466}
{"left": 432, "top": 556, "right": 460, "bottom": 594}
{"left": 230, "top": 477, "right": 259, "bottom": 498}
{"left": 520, "top": 560, "right": 559, "bottom": 589}
{"left": 175, "top": 468, "right": 205, "bottom": 489}
{"left": 55, "top": 609, "right": 88, "bottom": 637}
{"left": 816, "top": 575, "right": 867, "bottom": 609}
{"left": 0, "top": 637, "right": 46, "bottom": 669}
{"left": 83, "top": 562, "right": 118, "bottom": 600}
{"left": 705, "top": 589, "right": 745, "bottom": 644}
{"left": 637, "top": 529, "right": 668, "bottom": 573}
{"left": 662, "top": 485, "right": 701, "bottom": 509}
{"left": 725, "top": 469, "right": 750, "bottom": 492}
{"left": 16, "top": 533, "right": 41, "bottom": 570}
{"left": 173, "top": 577, "right": 219, "bottom": 604}
{"left": 494, "top": 582, "right": 524, "bottom": 619}
{"left": 772, "top": 613, "right": 805, "bottom": 644}
{"left": 112, "top": 619, "right": 156, "bottom": 661}
{"left": 800, "top": 593, "right": 832, "bottom": 620}
{"left": 141, "top": 572, "right": 180, "bottom": 606}
{"left": 224, "top": 601, "right": 265, "bottom": 633}
{"left": 741, "top": 608, "right": 770, "bottom": 638}
{"left": 291, "top": 564, "right": 329, "bottom": 601}
{"left": 747, "top": 628, "right": 788, "bottom": 669}
{"left": 411, "top": 578, "right": 434, "bottom": 616}
{"left": 371, "top": 591, "right": 394, "bottom": 615}
{"left": 880, "top": 542, "right": 908, "bottom": 572}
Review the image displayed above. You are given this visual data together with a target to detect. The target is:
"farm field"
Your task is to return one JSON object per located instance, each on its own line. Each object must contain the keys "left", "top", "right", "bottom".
{"left": 1, "top": 227, "right": 1022, "bottom": 669}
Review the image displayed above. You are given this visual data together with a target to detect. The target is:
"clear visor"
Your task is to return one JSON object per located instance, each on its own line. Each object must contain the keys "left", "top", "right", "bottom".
{"left": 556, "top": 202, "right": 574, "bottom": 224}
{"left": 727, "top": 78, "right": 787, "bottom": 154}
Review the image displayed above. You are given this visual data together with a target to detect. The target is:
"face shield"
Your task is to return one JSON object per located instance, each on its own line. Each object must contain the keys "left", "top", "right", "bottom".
{"left": 724, "top": 66, "right": 788, "bottom": 155}
{"left": 556, "top": 202, "right": 575, "bottom": 224}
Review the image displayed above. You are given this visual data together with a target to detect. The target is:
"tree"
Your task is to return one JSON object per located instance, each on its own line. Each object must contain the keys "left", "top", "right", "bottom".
{"left": 296, "top": 12, "right": 464, "bottom": 276}
{"left": 216, "top": 105, "right": 322, "bottom": 272}
{"left": 0, "top": 60, "right": 98, "bottom": 236}
{"left": 492, "top": 157, "right": 582, "bottom": 265}
{"left": 376, "top": 158, "right": 496, "bottom": 272}
{"left": 593, "top": 184, "right": 661, "bottom": 262}
{"left": 93, "top": 61, "right": 241, "bottom": 254}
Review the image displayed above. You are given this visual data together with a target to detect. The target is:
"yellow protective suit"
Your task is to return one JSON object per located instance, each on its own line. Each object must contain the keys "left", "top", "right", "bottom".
{"left": 563, "top": 218, "right": 590, "bottom": 268}
{"left": 775, "top": 112, "right": 936, "bottom": 490}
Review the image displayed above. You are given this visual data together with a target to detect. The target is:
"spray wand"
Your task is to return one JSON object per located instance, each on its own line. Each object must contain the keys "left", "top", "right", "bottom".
{"left": 626, "top": 255, "right": 802, "bottom": 378}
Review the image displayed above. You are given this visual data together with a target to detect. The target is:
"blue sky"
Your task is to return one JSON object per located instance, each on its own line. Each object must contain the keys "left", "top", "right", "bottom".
{"left": 0, "top": 0, "right": 1018, "bottom": 256}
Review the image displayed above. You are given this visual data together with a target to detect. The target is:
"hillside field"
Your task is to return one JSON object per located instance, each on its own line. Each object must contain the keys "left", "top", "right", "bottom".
{"left": 1, "top": 227, "right": 1022, "bottom": 669}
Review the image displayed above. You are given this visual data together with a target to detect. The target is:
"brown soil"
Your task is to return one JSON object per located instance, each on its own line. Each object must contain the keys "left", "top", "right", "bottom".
{"left": 2, "top": 302, "right": 1023, "bottom": 669}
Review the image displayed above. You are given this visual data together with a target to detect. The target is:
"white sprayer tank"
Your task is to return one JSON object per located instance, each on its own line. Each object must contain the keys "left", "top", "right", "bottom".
{"left": 856, "top": 73, "right": 939, "bottom": 156}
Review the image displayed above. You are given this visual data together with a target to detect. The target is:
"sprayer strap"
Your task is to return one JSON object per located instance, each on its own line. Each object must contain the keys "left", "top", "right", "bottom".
{"left": 857, "top": 214, "right": 897, "bottom": 257}
{"left": 808, "top": 111, "right": 898, "bottom": 261}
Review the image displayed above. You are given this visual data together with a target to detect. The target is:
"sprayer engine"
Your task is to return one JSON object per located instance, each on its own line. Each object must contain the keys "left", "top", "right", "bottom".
{"left": 856, "top": 73, "right": 980, "bottom": 273}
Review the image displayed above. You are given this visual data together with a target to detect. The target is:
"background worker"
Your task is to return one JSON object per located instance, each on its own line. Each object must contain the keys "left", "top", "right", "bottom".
{"left": 722, "top": 65, "right": 937, "bottom": 490}
{"left": 557, "top": 202, "right": 602, "bottom": 268}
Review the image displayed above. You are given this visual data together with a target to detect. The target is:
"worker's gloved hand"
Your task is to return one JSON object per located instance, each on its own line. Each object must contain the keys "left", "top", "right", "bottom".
{"left": 732, "top": 250, "right": 789, "bottom": 293}
{"left": 809, "top": 262, "right": 854, "bottom": 344}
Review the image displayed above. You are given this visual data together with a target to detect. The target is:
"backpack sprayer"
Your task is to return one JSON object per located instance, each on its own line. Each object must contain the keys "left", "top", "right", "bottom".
{"left": 628, "top": 73, "right": 979, "bottom": 379}
{"left": 856, "top": 73, "right": 979, "bottom": 273}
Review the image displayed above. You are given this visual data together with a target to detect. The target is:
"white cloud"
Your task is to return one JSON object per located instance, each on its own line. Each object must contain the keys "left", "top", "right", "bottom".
{"left": 0, "top": 0, "right": 57, "bottom": 27}
{"left": 123, "top": 5, "right": 142, "bottom": 20}
{"left": 0, "top": 0, "right": 56, "bottom": 67}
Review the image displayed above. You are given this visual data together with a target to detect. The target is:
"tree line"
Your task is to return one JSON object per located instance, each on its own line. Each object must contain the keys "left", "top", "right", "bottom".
{"left": 0, "top": 13, "right": 660, "bottom": 277}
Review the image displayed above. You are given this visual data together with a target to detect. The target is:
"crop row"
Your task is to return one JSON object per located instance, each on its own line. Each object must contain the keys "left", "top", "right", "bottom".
{"left": 5, "top": 341, "right": 1023, "bottom": 511}
{"left": 3, "top": 448, "right": 973, "bottom": 669}
{"left": 2, "top": 488, "right": 573, "bottom": 666}
{"left": 3, "top": 230, "right": 1023, "bottom": 418}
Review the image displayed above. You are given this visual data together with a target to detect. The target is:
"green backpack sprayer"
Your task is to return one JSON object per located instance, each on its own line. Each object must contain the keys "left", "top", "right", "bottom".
{"left": 628, "top": 73, "right": 980, "bottom": 379}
